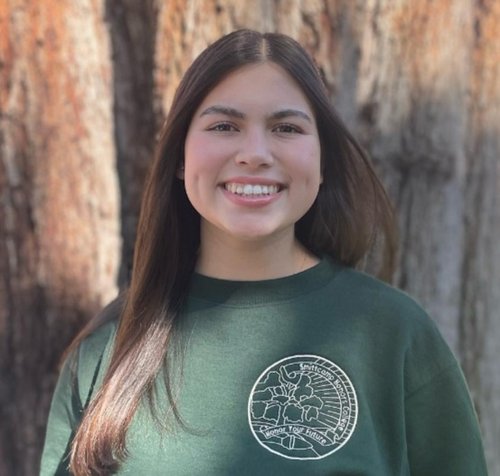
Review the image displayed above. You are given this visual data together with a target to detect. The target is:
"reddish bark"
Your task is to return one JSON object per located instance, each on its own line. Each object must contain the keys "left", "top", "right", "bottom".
{"left": 0, "top": 2, "right": 119, "bottom": 474}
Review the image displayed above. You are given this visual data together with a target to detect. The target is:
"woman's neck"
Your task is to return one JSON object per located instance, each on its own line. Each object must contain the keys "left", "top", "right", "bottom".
{"left": 196, "top": 230, "right": 319, "bottom": 281}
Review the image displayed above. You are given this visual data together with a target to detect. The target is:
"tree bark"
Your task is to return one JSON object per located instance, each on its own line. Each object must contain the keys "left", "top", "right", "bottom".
{"left": 105, "top": 0, "right": 157, "bottom": 286}
{"left": 0, "top": 1, "right": 119, "bottom": 474}
{"left": 461, "top": 0, "right": 500, "bottom": 468}
{"left": 1, "top": 0, "right": 498, "bottom": 474}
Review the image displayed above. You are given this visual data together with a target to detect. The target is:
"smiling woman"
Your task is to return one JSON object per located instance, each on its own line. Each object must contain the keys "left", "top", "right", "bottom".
{"left": 39, "top": 30, "right": 487, "bottom": 476}
{"left": 183, "top": 62, "right": 322, "bottom": 279}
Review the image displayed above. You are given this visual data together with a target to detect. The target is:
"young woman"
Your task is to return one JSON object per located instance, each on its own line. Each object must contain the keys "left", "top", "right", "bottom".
{"left": 41, "top": 30, "right": 487, "bottom": 475}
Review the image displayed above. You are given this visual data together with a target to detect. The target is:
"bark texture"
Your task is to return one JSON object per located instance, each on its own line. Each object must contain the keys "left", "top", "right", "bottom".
{"left": 105, "top": 0, "right": 157, "bottom": 285}
{"left": 0, "top": 1, "right": 119, "bottom": 475}
{"left": 0, "top": 0, "right": 498, "bottom": 474}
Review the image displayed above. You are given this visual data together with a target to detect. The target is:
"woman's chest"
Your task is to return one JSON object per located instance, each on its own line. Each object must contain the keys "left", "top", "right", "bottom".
{"left": 121, "top": 307, "right": 409, "bottom": 475}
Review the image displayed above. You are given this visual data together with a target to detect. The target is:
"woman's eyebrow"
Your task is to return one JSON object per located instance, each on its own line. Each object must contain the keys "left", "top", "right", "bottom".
{"left": 199, "top": 105, "right": 312, "bottom": 123}
{"left": 269, "top": 109, "right": 312, "bottom": 123}
{"left": 199, "top": 105, "right": 245, "bottom": 118}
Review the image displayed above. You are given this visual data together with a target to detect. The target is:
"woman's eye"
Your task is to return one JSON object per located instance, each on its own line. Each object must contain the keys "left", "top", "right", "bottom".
{"left": 274, "top": 123, "right": 302, "bottom": 134}
{"left": 208, "top": 122, "right": 238, "bottom": 132}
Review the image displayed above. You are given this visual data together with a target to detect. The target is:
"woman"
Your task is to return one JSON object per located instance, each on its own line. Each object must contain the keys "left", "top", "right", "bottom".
{"left": 40, "top": 30, "right": 487, "bottom": 475}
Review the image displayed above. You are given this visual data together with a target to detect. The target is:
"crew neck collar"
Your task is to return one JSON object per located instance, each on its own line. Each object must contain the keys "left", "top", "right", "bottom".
{"left": 188, "top": 257, "right": 341, "bottom": 306}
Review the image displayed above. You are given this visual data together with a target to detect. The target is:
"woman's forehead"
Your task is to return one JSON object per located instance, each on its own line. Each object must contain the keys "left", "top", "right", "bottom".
{"left": 194, "top": 62, "right": 314, "bottom": 117}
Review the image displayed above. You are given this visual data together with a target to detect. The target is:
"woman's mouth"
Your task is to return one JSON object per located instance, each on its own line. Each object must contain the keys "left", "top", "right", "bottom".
{"left": 223, "top": 182, "right": 282, "bottom": 197}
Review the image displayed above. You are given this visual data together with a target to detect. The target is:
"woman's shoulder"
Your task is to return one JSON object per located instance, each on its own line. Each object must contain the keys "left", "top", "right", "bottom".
{"left": 77, "top": 296, "right": 122, "bottom": 359}
{"left": 78, "top": 317, "right": 117, "bottom": 362}
{"left": 332, "top": 264, "right": 431, "bottom": 323}
{"left": 331, "top": 265, "right": 461, "bottom": 392}
{"left": 333, "top": 264, "right": 452, "bottom": 347}
{"left": 340, "top": 264, "right": 458, "bottom": 362}
{"left": 66, "top": 297, "right": 121, "bottom": 404}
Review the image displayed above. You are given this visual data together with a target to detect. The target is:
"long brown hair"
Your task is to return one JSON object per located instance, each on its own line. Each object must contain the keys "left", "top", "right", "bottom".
{"left": 69, "top": 29, "right": 396, "bottom": 474}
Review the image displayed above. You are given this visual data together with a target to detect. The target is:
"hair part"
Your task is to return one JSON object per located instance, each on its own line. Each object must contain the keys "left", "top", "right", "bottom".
{"left": 69, "top": 29, "right": 397, "bottom": 474}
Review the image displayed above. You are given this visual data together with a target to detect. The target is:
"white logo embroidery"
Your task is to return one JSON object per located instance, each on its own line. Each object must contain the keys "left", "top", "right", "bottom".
{"left": 248, "top": 354, "right": 358, "bottom": 460}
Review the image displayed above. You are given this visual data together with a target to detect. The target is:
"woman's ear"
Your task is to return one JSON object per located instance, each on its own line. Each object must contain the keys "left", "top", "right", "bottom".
{"left": 176, "top": 163, "right": 185, "bottom": 180}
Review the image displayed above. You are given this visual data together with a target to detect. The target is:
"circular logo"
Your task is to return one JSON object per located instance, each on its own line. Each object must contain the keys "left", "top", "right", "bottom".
{"left": 248, "top": 354, "right": 358, "bottom": 460}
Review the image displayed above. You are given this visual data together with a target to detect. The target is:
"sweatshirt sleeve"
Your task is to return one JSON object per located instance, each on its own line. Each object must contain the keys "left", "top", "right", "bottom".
{"left": 39, "top": 320, "right": 115, "bottom": 476}
{"left": 39, "top": 354, "right": 82, "bottom": 476}
{"left": 403, "top": 322, "right": 488, "bottom": 475}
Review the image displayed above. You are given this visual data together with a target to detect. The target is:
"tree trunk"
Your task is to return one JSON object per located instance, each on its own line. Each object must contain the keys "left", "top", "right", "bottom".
{"left": 1, "top": 0, "right": 498, "bottom": 474}
{"left": 0, "top": 1, "right": 119, "bottom": 474}
{"left": 105, "top": 0, "right": 157, "bottom": 286}
{"left": 461, "top": 0, "right": 500, "bottom": 467}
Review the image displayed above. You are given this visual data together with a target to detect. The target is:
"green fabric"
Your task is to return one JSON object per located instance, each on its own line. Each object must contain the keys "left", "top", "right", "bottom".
{"left": 40, "top": 259, "right": 487, "bottom": 475}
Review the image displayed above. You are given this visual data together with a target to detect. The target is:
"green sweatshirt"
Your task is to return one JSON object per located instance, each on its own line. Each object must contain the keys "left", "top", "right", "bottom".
{"left": 40, "top": 259, "right": 488, "bottom": 475}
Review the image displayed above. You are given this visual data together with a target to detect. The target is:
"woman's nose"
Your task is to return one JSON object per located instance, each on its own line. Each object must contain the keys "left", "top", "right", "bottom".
{"left": 235, "top": 128, "right": 273, "bottom": 168}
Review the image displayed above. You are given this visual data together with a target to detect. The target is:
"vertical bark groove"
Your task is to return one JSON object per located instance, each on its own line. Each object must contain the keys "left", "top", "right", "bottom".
{"left": 0, "top": 2, "right": 119, "bottom": 474}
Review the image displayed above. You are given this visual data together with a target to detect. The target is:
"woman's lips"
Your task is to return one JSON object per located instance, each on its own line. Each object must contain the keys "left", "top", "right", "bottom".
{"left": 220, "top": 181, "right": 283, "bottom": 207}
{"left": 224, "top": 182, "right": 281, "bottom": 196}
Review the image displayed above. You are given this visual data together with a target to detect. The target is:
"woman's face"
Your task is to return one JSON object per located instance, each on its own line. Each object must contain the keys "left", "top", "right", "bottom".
{"left": 183, "top": 61, "right": 321, "bottom": 246}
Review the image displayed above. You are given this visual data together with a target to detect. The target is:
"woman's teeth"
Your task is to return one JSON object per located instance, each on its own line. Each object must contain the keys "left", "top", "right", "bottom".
{"left": 224, "top": 183, "right": 280, "bottom": 196}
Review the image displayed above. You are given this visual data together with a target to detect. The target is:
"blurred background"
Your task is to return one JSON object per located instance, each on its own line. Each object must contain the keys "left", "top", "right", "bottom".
{"left": 0, "top": 1, "right": 499, "bottom": 474}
